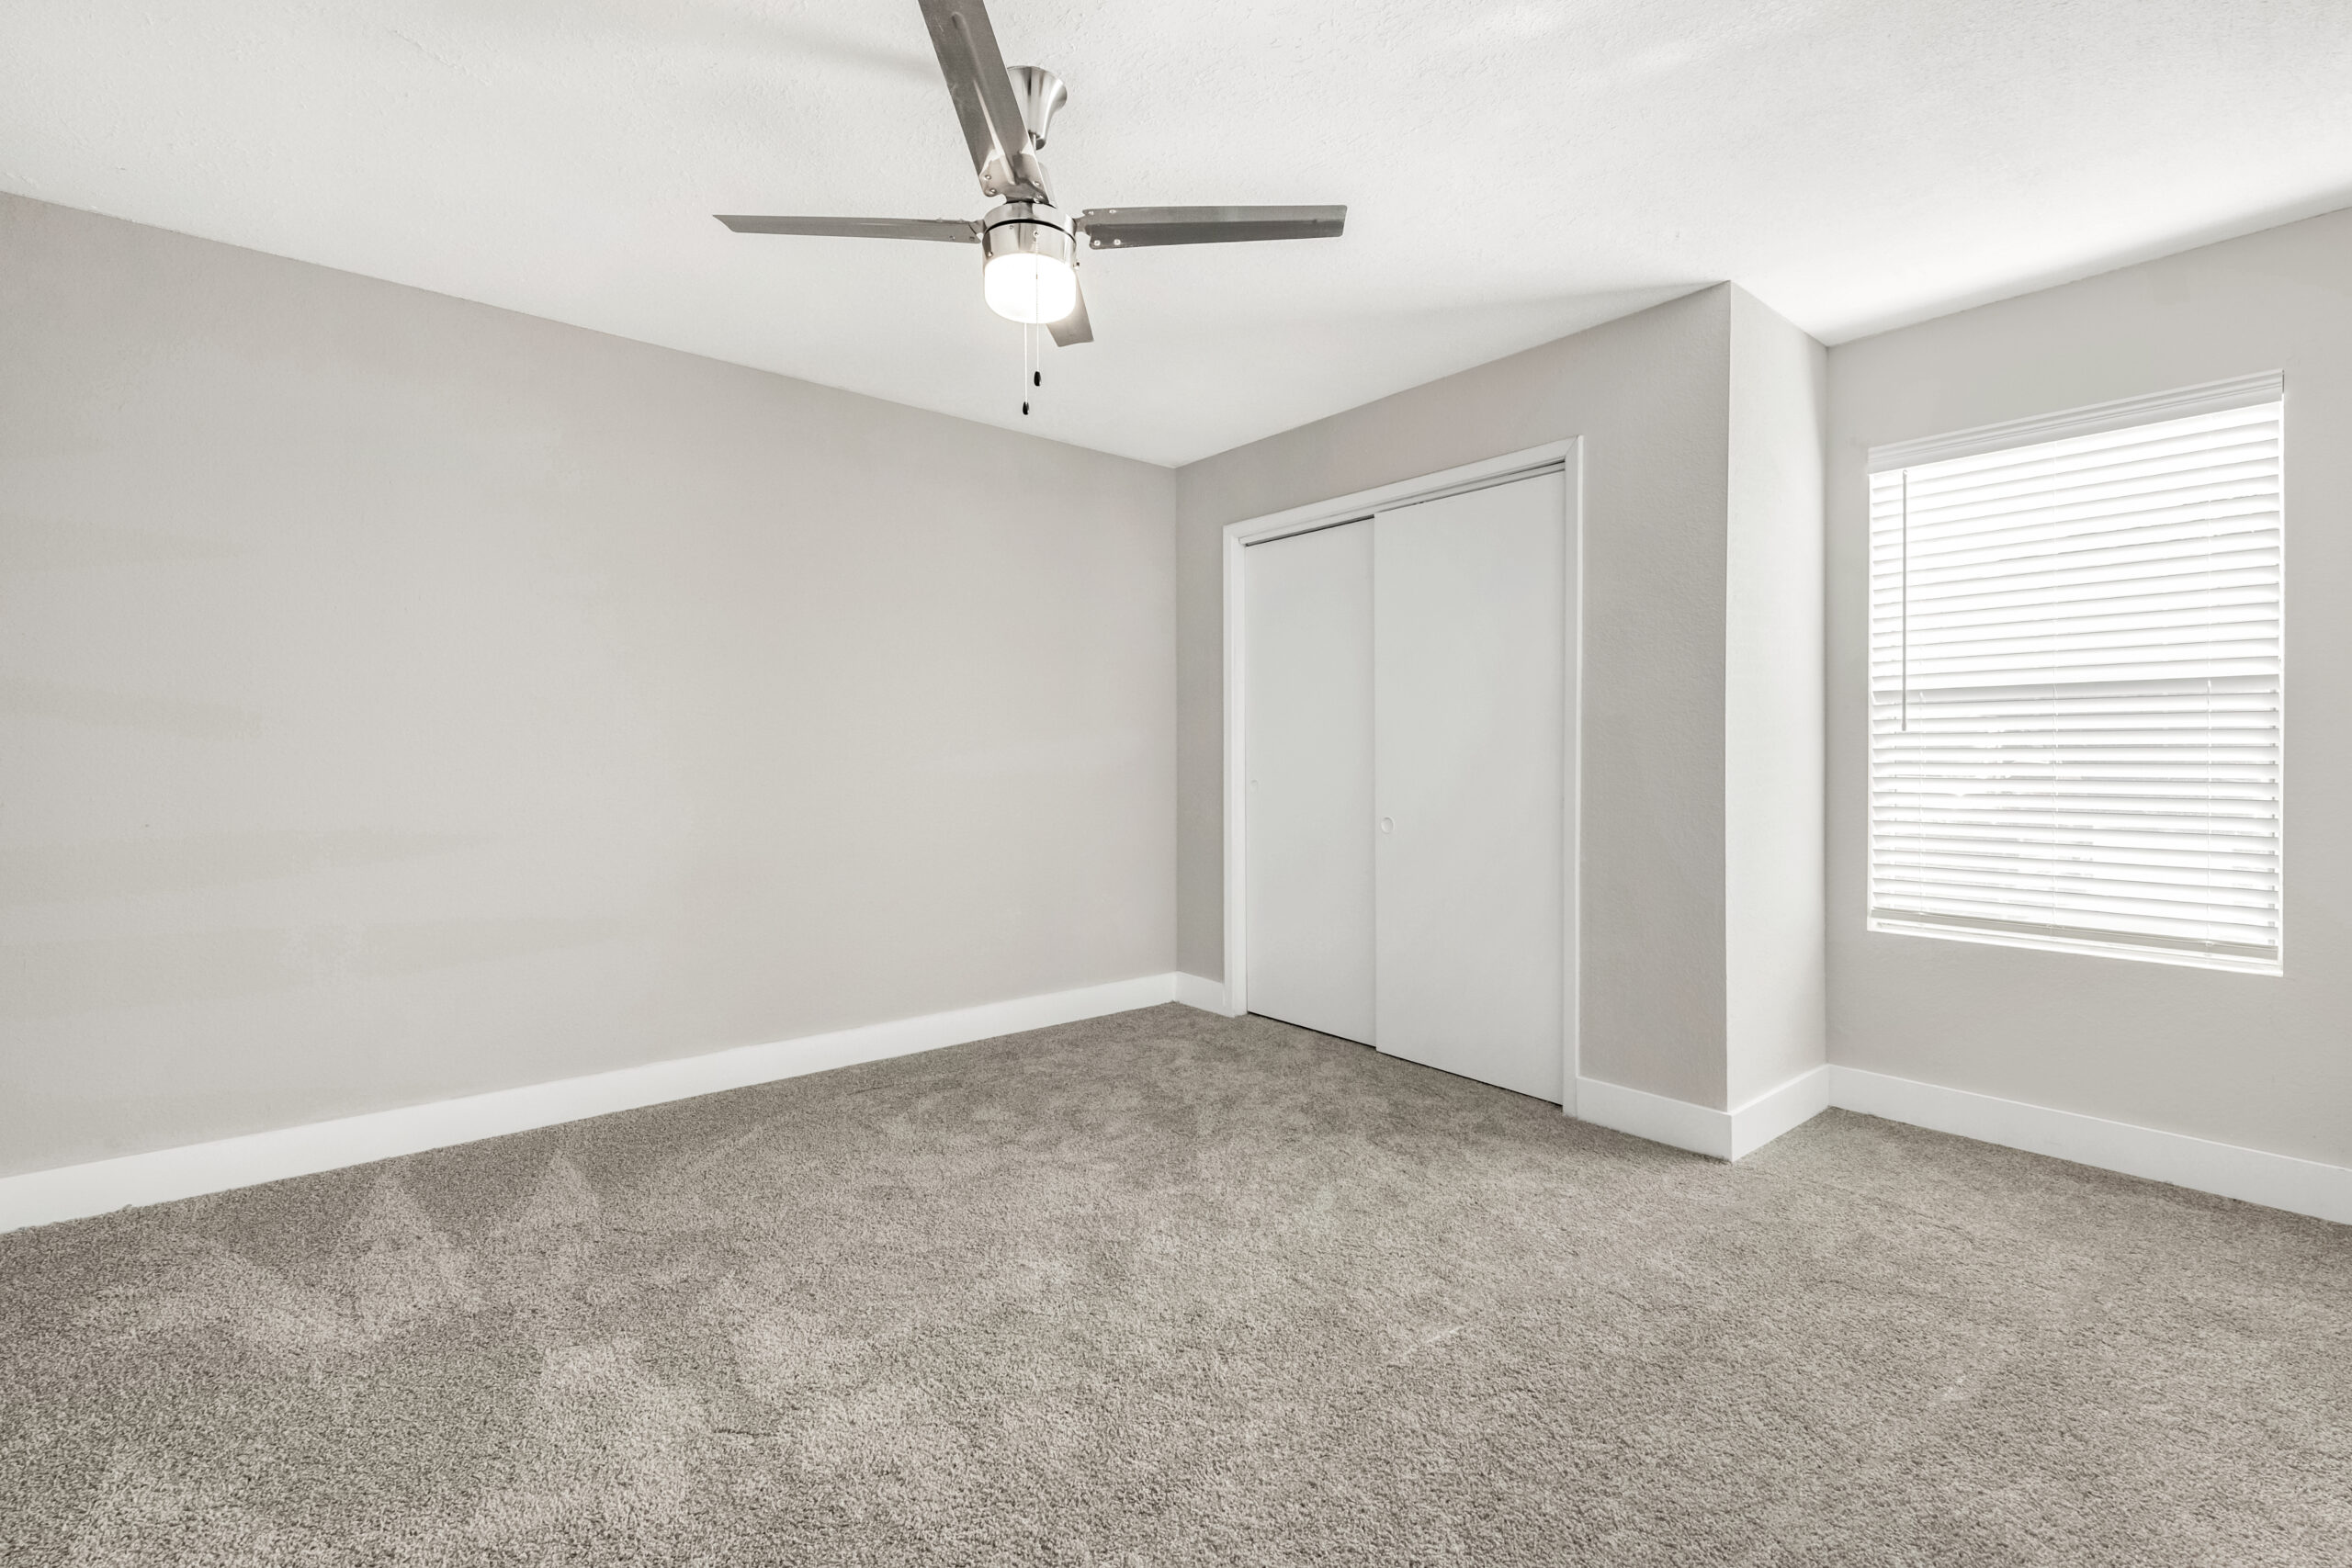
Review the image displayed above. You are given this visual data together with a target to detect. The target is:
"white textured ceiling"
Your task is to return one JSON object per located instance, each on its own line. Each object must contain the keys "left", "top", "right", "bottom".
{"left": 3, "top": 1, "right": 2348, "bottom": 466}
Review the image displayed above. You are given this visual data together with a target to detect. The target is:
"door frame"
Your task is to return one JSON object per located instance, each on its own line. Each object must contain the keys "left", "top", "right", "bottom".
{"left": 1220, "top": 439, "right": 1584, "bottom": 1113}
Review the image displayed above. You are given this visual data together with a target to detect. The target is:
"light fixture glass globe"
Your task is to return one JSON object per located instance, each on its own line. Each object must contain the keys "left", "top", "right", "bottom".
{"left": 983, "top": 250, "right": 1078, "bottom": 325}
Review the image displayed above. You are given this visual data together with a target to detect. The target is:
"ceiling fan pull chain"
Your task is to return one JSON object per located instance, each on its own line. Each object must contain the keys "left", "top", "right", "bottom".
{"left": 1021, "top": 321, "right": 1034, "bottom": 415}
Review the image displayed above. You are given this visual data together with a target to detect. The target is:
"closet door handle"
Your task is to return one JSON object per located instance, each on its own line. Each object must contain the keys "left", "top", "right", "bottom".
{"left": 1379, "top": 817, "right": 1394, "bottom": 833}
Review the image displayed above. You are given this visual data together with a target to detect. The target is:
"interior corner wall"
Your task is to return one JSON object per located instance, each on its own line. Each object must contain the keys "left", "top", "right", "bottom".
{"left": 0, "top": 192, "right": 1178, "bottom": 1180}
{"left": 1724, "top": 288, "right": 1828, "bottom": 1109}
{"left": 1826, "top": 204, "right": 2352, "bottom": 1168}
{"left": 1175, "top": 287, "right": 1736, "bottom": 1109}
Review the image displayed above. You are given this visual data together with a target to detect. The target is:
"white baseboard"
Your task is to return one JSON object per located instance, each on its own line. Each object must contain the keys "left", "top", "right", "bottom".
{"left": 20, "top": 992, "right": 2339, "bottom": 1236}
{"left": 1732, "top": 1066, "right": 1833, "bottom": 1159}
{"left": 1575, "top": 1076, "right": 1736, "bottom": 1158}
{"left": 1172, "top": 972, "right": 1230, "bottom": 1015}
{"left": 1571, "top": 1062, "right": 2349, "bottom": 1224}
{"left": 0, "top": 972, "right": 1186, "bottom": 1235}
{"left": 1574, "top": 1066, "right": 1831, "bottom": 1162}
{"left": 1828, "top": 1065, "right": 2352, "bottom": 1227}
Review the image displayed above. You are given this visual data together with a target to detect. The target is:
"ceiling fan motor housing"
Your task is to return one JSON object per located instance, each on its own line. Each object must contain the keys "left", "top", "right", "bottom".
{"left": 982, "top": 201, "right": 1073, "bottom": 262}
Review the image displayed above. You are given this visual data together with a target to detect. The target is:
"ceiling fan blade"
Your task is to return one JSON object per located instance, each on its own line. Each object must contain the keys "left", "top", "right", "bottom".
{"left": 1048, "top": 273, "right": 1092, "bottom": 346}
{"left": 715, "top": 215, "right": 979, "bottom": 243}
{"left": 1076, "top": 206, "right": 1347, "bottom": 249}
{"left": 916, "top": 0, "right": 1046, "bottom": 201}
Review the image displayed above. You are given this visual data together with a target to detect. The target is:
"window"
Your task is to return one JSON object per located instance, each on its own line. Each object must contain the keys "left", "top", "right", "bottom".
{"left": 1867, "top": 375, "right": 2283, "bottom": 974}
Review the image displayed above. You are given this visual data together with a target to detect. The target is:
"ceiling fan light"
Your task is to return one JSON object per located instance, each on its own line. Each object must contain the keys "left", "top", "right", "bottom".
{"left": 980, "top": 204, "right": 1078, "bottom": 324}
{"left": 984, "top": 251, "right": 1078, "bottom": 324}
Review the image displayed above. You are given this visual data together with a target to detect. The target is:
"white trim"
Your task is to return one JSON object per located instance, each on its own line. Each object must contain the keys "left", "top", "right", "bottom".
{"left": 22, "top": 992, "right": 2339, "bottom": 1236}
{"left": 1173, "top": 972, "right": 1231, "bottom": 1015}
{"left": 1566, "top": 450, "right": 1585, "bottom": 1119}
{"left": 1553, "top": 1062, "right": 2349, "bottom": 1226}
{"left": 0, "top": 973, "right": 1185, "bottom": 1235}
{"left": 1732, "top": 1066, "right": 1833, "bottom": 1159}
{"left": 1576, "top": 1077, "right": 1736, "bottom": 1158}
{"left": 1828, "top": 1066, "right": 2352, "bottom": 1226}
{"left": 1574, "top": 1066, "right": 1830, "bottom": 1161}
{"left": 1865, "top": 369, "right": 2284, "bottom": 472}
{"left": 1221, "top": 440, "right": 1583, "bottom": 1106}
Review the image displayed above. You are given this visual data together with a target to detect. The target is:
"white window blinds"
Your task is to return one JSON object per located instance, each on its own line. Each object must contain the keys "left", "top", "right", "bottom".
{"left": 1867, "top": 375, "right": 2284, "bottom": 974}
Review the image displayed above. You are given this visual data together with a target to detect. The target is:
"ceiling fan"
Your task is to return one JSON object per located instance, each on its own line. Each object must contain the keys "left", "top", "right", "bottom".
{"left": 715, "top": 0, "right": 1346, "bottom": 346}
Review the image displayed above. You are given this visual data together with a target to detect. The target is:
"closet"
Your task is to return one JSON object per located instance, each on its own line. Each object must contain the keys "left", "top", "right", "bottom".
{"left": 1242, "top": 466, "right": 1569, "bottom": 1103}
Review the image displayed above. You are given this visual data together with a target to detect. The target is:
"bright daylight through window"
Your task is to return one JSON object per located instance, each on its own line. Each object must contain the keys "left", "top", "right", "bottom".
{"left": 1867, "top": 376, "right": 2284, "bottom": 973}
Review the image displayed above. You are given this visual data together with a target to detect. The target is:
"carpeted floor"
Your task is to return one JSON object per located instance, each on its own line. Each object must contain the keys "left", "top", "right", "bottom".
{"left": 3, "top": 1004, "right": 2346, "bottom": 1566}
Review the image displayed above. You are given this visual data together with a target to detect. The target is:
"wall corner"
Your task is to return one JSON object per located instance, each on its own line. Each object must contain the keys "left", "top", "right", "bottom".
{"left": 1723, "top": 287, "right": 1830, "bottom": 1109}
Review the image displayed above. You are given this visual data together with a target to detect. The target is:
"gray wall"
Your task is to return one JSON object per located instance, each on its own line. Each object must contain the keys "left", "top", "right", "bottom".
{"left": 1724, "top": 290, "right": 1828, "bottom": 1109}
{"left": 0, "top": 193, "right": 1177, "bottom": 1178}
{"left": 1177, "top": 288, "right": 1748, "bottom": 1108}
{"left": 1827, "top": 207, "right": 2352, "bottom": 1167}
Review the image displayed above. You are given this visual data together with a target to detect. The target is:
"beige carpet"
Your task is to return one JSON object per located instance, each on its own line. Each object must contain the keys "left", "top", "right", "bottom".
{"left": 3, "top": 1003, "right": 2346, "bottom": 1565}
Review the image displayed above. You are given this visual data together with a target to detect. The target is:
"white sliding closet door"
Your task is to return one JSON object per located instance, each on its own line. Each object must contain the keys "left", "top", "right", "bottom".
{"left": 1373, "top": 472, "right": 1567, "bottom": 1101}
{"left": 1243, "top": 519, "right": 1375, "bottom": 1043}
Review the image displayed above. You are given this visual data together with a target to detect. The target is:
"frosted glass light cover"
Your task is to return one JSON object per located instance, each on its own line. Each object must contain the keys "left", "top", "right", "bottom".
{"left": 983, "top": 251, "right": 1077, "bottom": 324}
